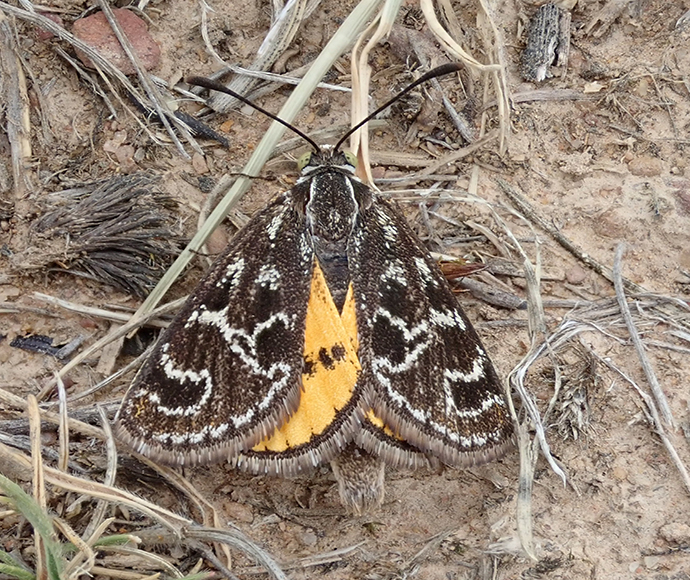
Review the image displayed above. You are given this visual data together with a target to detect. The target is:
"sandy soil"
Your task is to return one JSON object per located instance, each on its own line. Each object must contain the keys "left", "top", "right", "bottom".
{"left": 2, "top": 0, "right": 690, "bottom": 578}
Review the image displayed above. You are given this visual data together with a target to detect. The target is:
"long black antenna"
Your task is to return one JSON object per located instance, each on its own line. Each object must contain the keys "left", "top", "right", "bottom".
{"left": 187, "top": 62, "right": 463, "bottom": 154}
{"left": 333, "top": 62, "right": 463, "bottom": 151}
{"left": 186, "top": 76, "right": 322, "bottom": 152}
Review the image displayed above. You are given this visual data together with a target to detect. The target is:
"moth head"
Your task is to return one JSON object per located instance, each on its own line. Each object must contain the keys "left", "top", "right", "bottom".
{"left": 297, "top": 149, "right": 358, "bottom": 175}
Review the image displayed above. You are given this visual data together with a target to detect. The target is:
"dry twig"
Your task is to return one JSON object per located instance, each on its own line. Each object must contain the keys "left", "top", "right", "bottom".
{"left": 612, "top": 243, "right": 674, "bottom": 427}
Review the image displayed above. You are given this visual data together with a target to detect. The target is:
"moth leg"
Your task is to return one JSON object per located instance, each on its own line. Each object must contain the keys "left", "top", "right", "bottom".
{"left": 330, "top": 444, "right": 385, "bottom": 515}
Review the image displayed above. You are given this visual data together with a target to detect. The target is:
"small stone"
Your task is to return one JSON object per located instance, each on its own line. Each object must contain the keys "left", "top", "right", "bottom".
{"left": 0, "top": 285, "right": 20, "bottom": 299}
{"left": 612, "top": 465, "right": 628, "bottom": 481}
{"left": 192, "top": 153, "right": 209, "bottom": 175}
{"left": 206, "top": 226, "right": 229, "bottom": 257}
{"left": 114, "top": 144, "right": 136, "bottom": 171}
{"left": 300, "top": 529, "right": 318, "bottom": 546}
{"left": 583, "top": 81, "right": 605, "bottom": 93}
{"left": 133, "top": 148, "right": 146, "bottom": 162}
{"left": 72, "top": 9, "right": 160, "bottom": 75}
{"left": 659, "top": 522, "right": 690, "bottom": 545}
{"left": 591, "top": 208, "right": 627, "bottom": 239}
{"left": 219, "top": 119, "right": 235, "bottom": 133}
{"left": 628, "top": 155, "right": 664, "bottom": 177}
{"left": 565, "top": 265, "right": 587, "bottom": 285}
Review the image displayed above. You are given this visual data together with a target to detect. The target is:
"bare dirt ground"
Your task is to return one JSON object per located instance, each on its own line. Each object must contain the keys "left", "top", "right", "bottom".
{"left": 2, "top": 0, "right": 690, "bottom": 578}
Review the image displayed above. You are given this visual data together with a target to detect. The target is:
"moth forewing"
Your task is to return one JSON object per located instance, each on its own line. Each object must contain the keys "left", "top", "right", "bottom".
{"left": 114, "top": 192, "right": 317, "bottom": 466}
{"left": 348, "top": 197, "right": 513, "bottom": 468}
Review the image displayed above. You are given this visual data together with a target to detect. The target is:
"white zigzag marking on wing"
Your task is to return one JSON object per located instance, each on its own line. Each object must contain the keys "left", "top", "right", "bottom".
{"left": 149, "top": 308, "right": 293, "bottom": 446}
{"left": 266, "top": 211, "right": 284, "bottom": 241}
{"left": 428, "top": 307, "right": 467, "bottom": 331}
{"left": 374, "top": 207, "right": 398, "bottom": 242}
{"left": 149, "top": 343, "right": 214, "bottom": 419}
{"left": 372, "top": 307, "right": 497, "bottom": 447}
{"left": 195, "top": 306, "right": 293, "bottom": 414}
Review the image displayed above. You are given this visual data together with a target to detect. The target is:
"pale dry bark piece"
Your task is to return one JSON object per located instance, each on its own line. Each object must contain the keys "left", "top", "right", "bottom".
{"left": 521, "top": 2, "right": 571, "bottom": 82}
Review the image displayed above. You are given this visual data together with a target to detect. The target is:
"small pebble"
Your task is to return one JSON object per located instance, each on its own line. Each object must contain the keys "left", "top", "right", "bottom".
{"left": 565, "top": 265, "right": 587, "bottom": 285}
{"left": 192, "top": 152, "right": 209, "bottom": 175}
{"left": 73, "top": 9, "right": 160, "bottom": 74}
{"left": 300, "top": 529, "right": 318, "bottom": 546}
{"left": 612, "top": 465, "right": 628, "bottom": 481}
{"left": 628, "top": 155, "right": 663, "bottom": 177}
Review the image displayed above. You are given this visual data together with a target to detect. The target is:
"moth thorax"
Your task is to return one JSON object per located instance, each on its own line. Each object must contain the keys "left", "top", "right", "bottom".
{"left": 306, "top": 170, "right": 357, "bottom": 313}
{"left": 306, "top": 171, "right": 358, "bottom": 241}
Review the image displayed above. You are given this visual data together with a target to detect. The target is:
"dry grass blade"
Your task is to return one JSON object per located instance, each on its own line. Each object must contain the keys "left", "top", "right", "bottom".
{"left": 612, "top": 243, "right": 675, "bottom": 427}
{"left": 32, "top": 292, "right": 170, "bottom": 329}
{"left": 283, "top": 541, "right": 365, "bottom": 569}
{"left": 56, "top": 374, "right": 69, "bottom": 473}
{"left": 27, "top": 395, "right": 47, "bottom": 580}
{"left": 95, "top": 543, "right": 186, "bottom": 579}
{"left": 78, "top": 406, "right": 118, "bottom": 544}
{"left": 476, "top": 0, "right": 511, "bottom": 153}
{"left": 350, "top": 0, "right": 403, "bottom": 184}
{"left": 54, "top": 517, "right": 96, "bottom": 580}
{"left": 417, "top": 131, "right": 498, "bottom": 177}
{"left": 515, "top": 422, "right": 536, "bottom": 561}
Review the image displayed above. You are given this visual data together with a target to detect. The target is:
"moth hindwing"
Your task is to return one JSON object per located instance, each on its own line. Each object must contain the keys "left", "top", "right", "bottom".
{"left": 114, "top": 149, "right": 513, "bottom": 476}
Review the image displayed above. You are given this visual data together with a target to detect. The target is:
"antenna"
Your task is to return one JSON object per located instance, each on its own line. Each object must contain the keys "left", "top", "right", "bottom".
{"left": 333, "top": 62, "right": 463, "bottom": 151}
{"left": 186, "top": 76, "right": 322, "bottom": 152}
{"left": 187, "top": 62, "right": 463, "bottom": 154}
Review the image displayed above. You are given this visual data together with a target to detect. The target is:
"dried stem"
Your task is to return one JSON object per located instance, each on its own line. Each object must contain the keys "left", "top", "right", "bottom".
{"left": 612, "top": 243, "right": 674, "bottom": 427}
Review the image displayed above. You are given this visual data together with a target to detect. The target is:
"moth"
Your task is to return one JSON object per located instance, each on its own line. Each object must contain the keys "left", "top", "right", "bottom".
{"left": 114, "top": 64, "right": 513, "bottom": 514}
